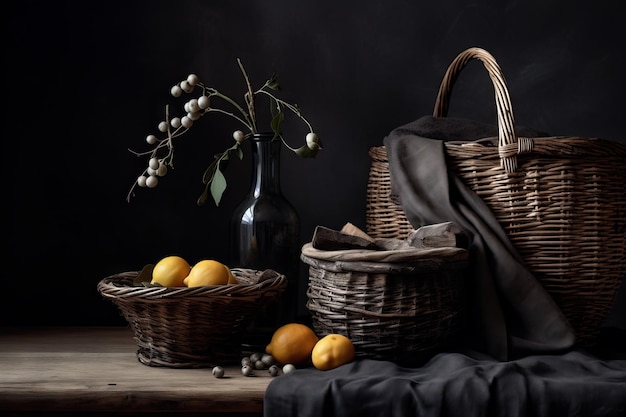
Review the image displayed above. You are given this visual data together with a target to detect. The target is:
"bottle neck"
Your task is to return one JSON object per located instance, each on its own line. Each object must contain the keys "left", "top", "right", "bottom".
{"left": 250, "top": 133, "right": 281, "bottom": 196}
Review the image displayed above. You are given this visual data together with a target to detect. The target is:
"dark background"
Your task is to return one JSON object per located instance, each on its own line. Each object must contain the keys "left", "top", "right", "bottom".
{"left": 4, "top": 0, "right": 625, "bottom": 330}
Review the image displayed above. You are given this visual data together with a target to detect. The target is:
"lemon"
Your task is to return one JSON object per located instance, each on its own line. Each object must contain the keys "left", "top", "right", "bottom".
{"left": 226, "top": 266, "right": 238, "bottom": 284}
{"left": 265, "top": 323, "right": 319, "bottom": 366}
{"left": 184, "top": 260, "right": 230, "bottom": 287}
{"left": 311, "top": 333, "right": 356, "bottom": 371}
{"left": 150, "top": 255, "right": 191, "bottom": 287}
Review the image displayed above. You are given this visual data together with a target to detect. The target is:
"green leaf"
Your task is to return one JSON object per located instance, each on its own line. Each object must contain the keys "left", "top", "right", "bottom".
{"left": 294, "top": 144, "right": 319, "bottom": 158}
{"left": 202, "top": 162, "right": 218, "bottom": 184}
{"left": 228, "top": 145, "right": 244, "bottom": 160}
{"left": 267, "top": 73, "right": 281, "bottom": 91}
{"left": 269, "top": 96, "right": 280, "bottom": 119}
{"left": 210, "top": 167, "right": 227, "bottom": 206}
{"left": 270, "top": 97, "right": 284, "bottom": 134}
{"left": 133, "top": 264, "right": 154, "bottom": 286}
{"left": 197, "top": 186, "right": 209, "bottom": 206}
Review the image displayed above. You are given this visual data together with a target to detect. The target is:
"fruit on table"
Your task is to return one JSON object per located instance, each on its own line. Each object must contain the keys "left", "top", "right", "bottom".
{"left": 150, "top": 255, "right": 191, "bottom": 287}
{"left": 311, "top": 333, "right": 356, "bottom": 371}
{"left": 184, "top": 259, "right": 231, "bottom": 287}
{"left": 265, "top": 323, "right": 319, "bottom": 366}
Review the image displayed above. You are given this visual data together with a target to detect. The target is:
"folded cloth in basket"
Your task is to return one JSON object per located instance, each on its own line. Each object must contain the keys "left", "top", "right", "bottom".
{"left": 383, "top": 116, "right": 575, "bottom": 361}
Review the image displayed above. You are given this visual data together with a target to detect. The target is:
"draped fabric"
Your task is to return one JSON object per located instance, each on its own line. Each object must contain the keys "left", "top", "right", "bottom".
{"left": 264, "top": 350, "right": 626, "bottom": 417}
{"left": 382, "top": 116, "right": 575, "bottom": 360}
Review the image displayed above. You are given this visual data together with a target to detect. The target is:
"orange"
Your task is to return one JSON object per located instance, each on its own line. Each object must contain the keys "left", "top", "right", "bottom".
{"left": 150, "top": 255, "right": 191, "bottom": 287}
{"left": 184, "top": 260, "right": 230, "bottom": 287}
{"left": 311, "top": 333, "right": 356, "bottom": 371}
{"left": 265, "top": 323, "right": 319, "bottom": 366}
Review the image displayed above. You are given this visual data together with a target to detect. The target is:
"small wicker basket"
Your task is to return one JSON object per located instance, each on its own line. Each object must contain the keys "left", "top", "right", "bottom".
{"left": 366, "top": 47, "right": 626, "bottom": 345}
{"left": 97, "top": 268, "right": 287, "bottom": 368}
{"left": 302, "top": 243, "right": 468, "bottom": 363}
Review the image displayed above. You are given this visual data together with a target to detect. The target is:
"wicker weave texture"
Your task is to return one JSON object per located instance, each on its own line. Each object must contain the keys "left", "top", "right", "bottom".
{"left": 365, "top": 47, "right": 626, "bottom": 345}
{"left": 366, "top": 145, "right": 414, "bottom": 239}
{"left": 303, "top": 254, "right": 467, "bottom": 362}
{"left": 97, "top": 269, "right": 287, "bottom": 368}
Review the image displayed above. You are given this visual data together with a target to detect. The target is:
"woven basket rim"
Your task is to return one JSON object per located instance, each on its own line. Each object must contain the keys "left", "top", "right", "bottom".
{"left": 370, "top": 136, "right": 626, "bottom": 159}
{"left": 97, "top": 268, "right": 287, "bottom": 301}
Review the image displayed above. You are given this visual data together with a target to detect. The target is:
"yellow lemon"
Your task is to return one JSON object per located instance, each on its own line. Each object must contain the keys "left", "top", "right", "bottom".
{"left": 265, "top": 323, "right": 319, "bottom": 366}
{"left": 150, "top": 255, "right": 191, "bottom": 287}
{"left": 226, "top": 266, "right": 238, "bottom": 284}
{"left": 184, "top": 260, "right": 230, "bottom": 287}
{"left": 311, "top": 334, "right": 356, "bottom": 371}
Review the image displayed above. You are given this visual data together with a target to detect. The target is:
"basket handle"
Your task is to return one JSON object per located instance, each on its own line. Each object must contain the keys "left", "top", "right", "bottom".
{"left": 433, "top": 47, "right": 532, "bottom": 173}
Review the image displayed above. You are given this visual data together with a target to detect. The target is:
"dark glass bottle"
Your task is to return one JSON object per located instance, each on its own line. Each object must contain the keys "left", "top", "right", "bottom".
{"left": 229, "top": 133, "right": 300, "bottom": 342}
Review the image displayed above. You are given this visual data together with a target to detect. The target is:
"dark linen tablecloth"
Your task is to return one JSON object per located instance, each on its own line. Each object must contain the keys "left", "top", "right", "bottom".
{"left": 264, "top": 350, "right": 626, "bottom": 417}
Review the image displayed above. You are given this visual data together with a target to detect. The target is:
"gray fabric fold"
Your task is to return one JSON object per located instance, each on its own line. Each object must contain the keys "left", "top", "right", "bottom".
{"left": 264, "top": 351, "right": 626, "bottom": 417}
{"left": 383, "top": 116, "right": 575, "bottom": 360}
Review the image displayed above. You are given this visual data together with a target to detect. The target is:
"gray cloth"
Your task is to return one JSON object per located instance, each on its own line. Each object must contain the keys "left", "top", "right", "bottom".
{"left": 383, "top": 116, "right": 575, "bottom": 361}
{"left": 264, "top": 351, "right": 626, "bottom": 417}
{"left": 263, "top": 351, "right": 626, "bottom": 417}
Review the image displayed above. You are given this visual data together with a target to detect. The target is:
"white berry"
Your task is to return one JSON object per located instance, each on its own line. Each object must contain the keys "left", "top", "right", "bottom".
{"left": 145, "top": 175, "right": 158, "bottom": 188}
{"left": 170, "top": 85, "right": 183, "bottom": 97}
{"left": 137, "top": 176, "right": 147, "bottom": 187}
{"left": 148, "top": 158, "right": 160, "bottom": 170}
{"left": 233, "top": 130, "right": 245, "bottom": 143}
{"left": 187, "top": 111, "right": 201, "bottom": 121}
{"left": 181, "top": 116, "right": 193, "bottom": 128}
{"left": 146, "top": 134, "right": 157, "bottom": 145}
{"left": 306, "top": 132, "right": 320, "bottom": 150}
{"left": 170, "top": 117, "right": 181, "bottom": 129}
{"left": 241, "top": 365, "right": 254, "bottom": 376}
{"left": 198, "top": 95, "right": 210, "bottom": 109}
{"left": 282, "top": 364, "right": 296, "bottom": 374}
{"left": 187, "top": 99, "right": 200, "bottom": 112}
{"left": 158, "top": 121, "right": 168, "bottom": 132}
{"left": 156, "top": 164, "right": 168, "bottom": 176}
{"left": 187, "top": 74, "right": 199, "bottom": 86}
{"left": 180, "top": 80, "right": 194, "bottom": 93}
{"left": 212, "top": 366, "right": 225, "bottom": 378}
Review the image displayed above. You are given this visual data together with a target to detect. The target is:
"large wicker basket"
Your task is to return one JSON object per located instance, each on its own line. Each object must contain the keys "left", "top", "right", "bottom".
{"left": 97, "top": 268, "right": 287, "bottom": 368}
{"left": 302, "top": 243, "right": 469, "bottom": 363}
{"left": 366, "top": 47, "right": 626, "bottom": 345}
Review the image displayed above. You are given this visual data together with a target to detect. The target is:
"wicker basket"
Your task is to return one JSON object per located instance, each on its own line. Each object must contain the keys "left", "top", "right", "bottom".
{"left": 97, "top": 268, "right": 287, "bottom": 368}
{"left": 366, "top": 47, "right": 626, "bottom": 345}
{"left": 302, "top": 243, "right": 468, "bottom": 362}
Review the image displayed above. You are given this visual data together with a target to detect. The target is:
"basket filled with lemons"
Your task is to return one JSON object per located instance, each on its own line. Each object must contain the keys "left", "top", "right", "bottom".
{"left": 97, "top": 256, "right": 287, "bottom": 368}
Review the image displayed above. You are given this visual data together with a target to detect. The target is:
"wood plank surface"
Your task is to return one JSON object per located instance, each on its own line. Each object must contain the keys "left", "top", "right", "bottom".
{"left": 0, "top": 327, "right": 273, "bottom": 415}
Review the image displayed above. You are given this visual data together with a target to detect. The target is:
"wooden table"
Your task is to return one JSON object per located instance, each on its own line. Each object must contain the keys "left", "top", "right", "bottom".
{"left": 0, "top": 327, "right": 273, "bottom": 416}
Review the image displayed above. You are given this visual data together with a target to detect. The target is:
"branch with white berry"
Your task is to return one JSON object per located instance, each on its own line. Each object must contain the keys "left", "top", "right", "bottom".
{"left": 127, "top": 58, "right": 322, "bottom": 206}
